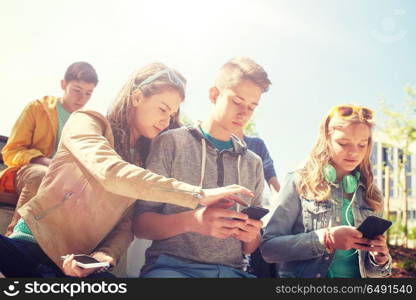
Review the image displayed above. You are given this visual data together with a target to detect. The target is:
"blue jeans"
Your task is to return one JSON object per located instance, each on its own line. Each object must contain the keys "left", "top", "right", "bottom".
{"left": 0, "top": 235, "right": 114, "bottom": 278}
{"left": 141, "top": 254, "right": 256, "bottom": 278}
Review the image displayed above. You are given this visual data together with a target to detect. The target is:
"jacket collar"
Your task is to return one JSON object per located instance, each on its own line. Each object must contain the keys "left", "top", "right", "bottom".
{"left": 39, "top": 96, "right": 59, "bottom": 136}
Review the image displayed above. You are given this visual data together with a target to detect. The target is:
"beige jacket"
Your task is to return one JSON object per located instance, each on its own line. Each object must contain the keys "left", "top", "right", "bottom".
{"left": 18, "top": 110, "right": 203, "bottom": 268}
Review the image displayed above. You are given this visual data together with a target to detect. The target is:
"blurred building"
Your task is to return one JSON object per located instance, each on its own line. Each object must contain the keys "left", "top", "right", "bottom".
{"left": 372, "top": 132, "right": 416, "bottom": 228}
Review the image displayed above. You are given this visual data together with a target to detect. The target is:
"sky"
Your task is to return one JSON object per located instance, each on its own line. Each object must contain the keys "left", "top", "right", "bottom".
{"left": 1, "top": 0, "right": 415, "bottom": 180}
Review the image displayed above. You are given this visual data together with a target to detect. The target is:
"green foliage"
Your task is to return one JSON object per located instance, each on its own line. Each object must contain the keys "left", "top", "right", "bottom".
{"left": 389, "top": 221, "right": 405, "bottom": 236}
{"left": 379, "top": 86, "right": 416, "bottom": 247}
{"left": 179, "top": 113, "right": 193, "bottom": 126}
{"left": 398, "top": 260, "right": 415, "bottom": 272}
{"left": 379, "top": 86, "right": 416, "bottom": 151}
{"left": 244, "top": 118, "right": 258, "bottom": 137}
{"left": 409, "top": 226, "right": 416, "bottom": 241}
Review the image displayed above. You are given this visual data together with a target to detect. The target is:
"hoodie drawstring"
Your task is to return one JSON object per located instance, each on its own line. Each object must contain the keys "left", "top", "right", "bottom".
{"left": 200, "top": 138, "right": 207, "bottom": 187}
{"left": 200, "top": 137, "right": 244, "bottom": 212}
{"left": 236, "top": 154, "right": 242, "bottom": 212}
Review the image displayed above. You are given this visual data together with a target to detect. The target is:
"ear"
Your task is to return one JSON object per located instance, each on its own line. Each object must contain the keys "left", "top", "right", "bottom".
{"left": 131, "top": 90, "right": 144, "bottom": 107}
{"left": 61, "top": 80, "right": 67, "bottom": 90}
{"left": 209, "top": 87, "right": 219, "bottom": 104}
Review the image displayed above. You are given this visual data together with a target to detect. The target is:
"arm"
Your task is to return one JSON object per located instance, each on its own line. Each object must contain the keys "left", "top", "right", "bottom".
{"left": 61, "top": 112, "right": 252, "bottom": 209}
{"left": 134, "top": 210, "right": 194, "bottom": 240}
{"left": 239, "top": 161, "right": 265, "bottom": 254}
{"left": 30, "top": 156, "right": 52, "bottom": 166}
{"left": 239, "top": 222, "right": 262, "bottom": 255}
{"left": 261, "top": 173, "right": 328, "bottom": 263}
{"left": 268, "top": 176, "right": 280, "bottom": 194}
{"left": 362, "top": 199, "right": 392, "bottom": 277}
{"left": 2, "top": 101, "right": 46, "bottom": 167}
{"left": 364, "top": 235, "right": 392, "bottom": 278}
{"left": 256, "top": 139, "right": 279, "bottom": 193}
{"left": 93, "top": 206, "right": 135, "bottom": 266}
{"left": 61, "top": 111, "right": 202, "bottom": 208}
{"left": 61, "top": 207, "right": 134, "bottom": 278}
{"left": 133, "top": 131, "right": 249, "bottom": 241}
{"left": 134, "top": 206, "right": 249, "bottom": 240}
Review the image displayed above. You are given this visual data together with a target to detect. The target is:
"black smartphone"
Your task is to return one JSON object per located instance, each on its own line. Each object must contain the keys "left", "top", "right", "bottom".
{"left": 356, "top": 216, "right": 392, "bottom": 239}
{"left": 240, "top": 205, "right": 269, "bottom": 220}
{"left": 72, "top": 255, "right": 110, "bottom": 269}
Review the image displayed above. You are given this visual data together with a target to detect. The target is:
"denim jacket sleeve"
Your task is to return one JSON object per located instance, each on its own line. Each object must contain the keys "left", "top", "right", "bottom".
{"left": 261, "top": 172, "right": 327, "bottom": 263}
{"left": 362, "top": 201, "right": 392, "bottom": 278}
{"left": 364, "top": 252, "right": 392, "bottom": 278}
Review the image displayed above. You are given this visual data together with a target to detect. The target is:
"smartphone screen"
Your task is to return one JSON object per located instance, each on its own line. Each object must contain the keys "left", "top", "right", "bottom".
{"left": 73, "top": 255, "right": 100, "bottom": 264}
{"left": 72, "top": 255, "right": 110, "bottom": 269}
{"left": 357, "top": 216, "right": 392, "bottom": 239}
{"left": 241, "top": 206, "right": 269, "bottom": 220}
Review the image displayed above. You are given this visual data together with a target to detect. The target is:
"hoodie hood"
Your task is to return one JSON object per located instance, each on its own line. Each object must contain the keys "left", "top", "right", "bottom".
{"left": 185, "top": 123, "right": 248, "bottom": 194}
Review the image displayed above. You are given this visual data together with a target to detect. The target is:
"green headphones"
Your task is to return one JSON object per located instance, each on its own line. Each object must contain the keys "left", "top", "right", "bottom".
{"left": 323, "top": 164, "right": 360, "bottom": 194}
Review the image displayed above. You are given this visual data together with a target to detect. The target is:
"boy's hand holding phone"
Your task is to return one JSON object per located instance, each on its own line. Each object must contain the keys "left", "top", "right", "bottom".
{"left": 232, "top": 218, "right": 263, "bottom": 243}
{"left": 231, "top": 206, "right": 268, "bottom": 243}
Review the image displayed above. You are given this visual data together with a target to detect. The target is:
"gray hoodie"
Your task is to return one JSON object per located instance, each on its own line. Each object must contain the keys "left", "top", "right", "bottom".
{"left": 135, "top": 124, "right": 265, "bottom": 274}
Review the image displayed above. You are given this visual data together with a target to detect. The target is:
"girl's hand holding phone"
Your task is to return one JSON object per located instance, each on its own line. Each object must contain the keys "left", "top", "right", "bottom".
{"left": 367, "top": 235, "right": 390, "bottom": 265}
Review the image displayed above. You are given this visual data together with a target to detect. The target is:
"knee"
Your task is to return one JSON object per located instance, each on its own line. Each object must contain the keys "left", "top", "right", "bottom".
{"left": 19, "top": 164, "right": 48, "bottom": 189}
{"left": 29, "top": 166, "right": 48, "bottom": 185}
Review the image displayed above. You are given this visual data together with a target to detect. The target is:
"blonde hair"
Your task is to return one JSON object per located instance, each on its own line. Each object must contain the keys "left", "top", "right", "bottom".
{"left": 107, "top": 62, "right": 186, "bottom": 166}
{"left": 297, "top": 108, "right": 383, "bottom": 211}
{"left": 215, "top": 57, "right": 271, "bottom": 92}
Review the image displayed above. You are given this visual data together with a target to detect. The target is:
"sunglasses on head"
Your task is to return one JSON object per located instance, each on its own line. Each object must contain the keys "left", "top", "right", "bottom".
{"left": 135, "top": 68, "right": 185, "bottom": 90}
{"left": 329, "top": 105, "right": 374, "bottom": 121}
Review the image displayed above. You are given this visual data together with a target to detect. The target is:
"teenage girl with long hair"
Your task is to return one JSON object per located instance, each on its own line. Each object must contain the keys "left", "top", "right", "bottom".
{"left": 0, "top": 62, "right": 252, "bottom": 278}
{"left": 261, "top": 104, "right": 391, "bottom": 278}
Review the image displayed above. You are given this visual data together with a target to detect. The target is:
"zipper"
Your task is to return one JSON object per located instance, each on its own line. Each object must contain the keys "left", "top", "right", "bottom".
{"left": 34, "top": 191, "right": 74, "bottom": 220}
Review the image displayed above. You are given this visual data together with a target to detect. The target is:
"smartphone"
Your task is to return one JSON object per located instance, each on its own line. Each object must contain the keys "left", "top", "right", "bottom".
{"left": 72, "top": 255, "right": 110, "bottom": 269}
{"left": 356, "top": 216, "right": 392, "bottom": 240}
{"left": 240, "top": 205, "right": 269, "bottom": 220}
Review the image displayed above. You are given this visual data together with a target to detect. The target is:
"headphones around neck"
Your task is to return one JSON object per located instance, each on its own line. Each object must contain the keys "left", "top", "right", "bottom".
{"left": 323, "top": 164, "right": 360, "bottom": 194}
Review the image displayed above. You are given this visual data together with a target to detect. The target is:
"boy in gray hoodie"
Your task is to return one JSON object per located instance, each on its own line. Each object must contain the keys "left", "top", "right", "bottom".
{"left": 134, "top": 57, "right": 271, "bottom": 278}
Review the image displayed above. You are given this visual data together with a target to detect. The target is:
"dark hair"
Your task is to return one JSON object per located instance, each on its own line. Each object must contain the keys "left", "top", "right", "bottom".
{"left": 64, "top": 61, "right": 98, "bottom": 85}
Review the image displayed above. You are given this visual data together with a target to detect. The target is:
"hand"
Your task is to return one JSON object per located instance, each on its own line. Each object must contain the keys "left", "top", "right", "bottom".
{"left": 62, "top": 254, "right": 99, "bottom": 278}
{"left": 325, "top": 226, "right": 372, "bottom": 251}
{"left": 31, "top": 156, "right": 52, "bottom": 166}
{"left": 90, "top": 251, "right": 115, "bottom": 273}
{"left": 62, "top": 252, "right": 114, "bottom": 277}
{"left": 191, "top": 201, "right": 249, "bottom": 239}
{"left": 233, "top": 218, "right": 263, "bottom": 243}
{"left": 368, "top": 235, "right": 390, "bottom": 265}
{"left": 200, "top": 184, "right": 253, "bottom": 207}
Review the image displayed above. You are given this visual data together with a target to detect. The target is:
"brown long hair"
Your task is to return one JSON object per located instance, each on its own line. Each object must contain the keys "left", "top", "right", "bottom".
{"left": 107, "top": 62, "right": 186, "bottom": 166}
{"left": 297, "top": 107, "right": 383, "bottom": 211}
